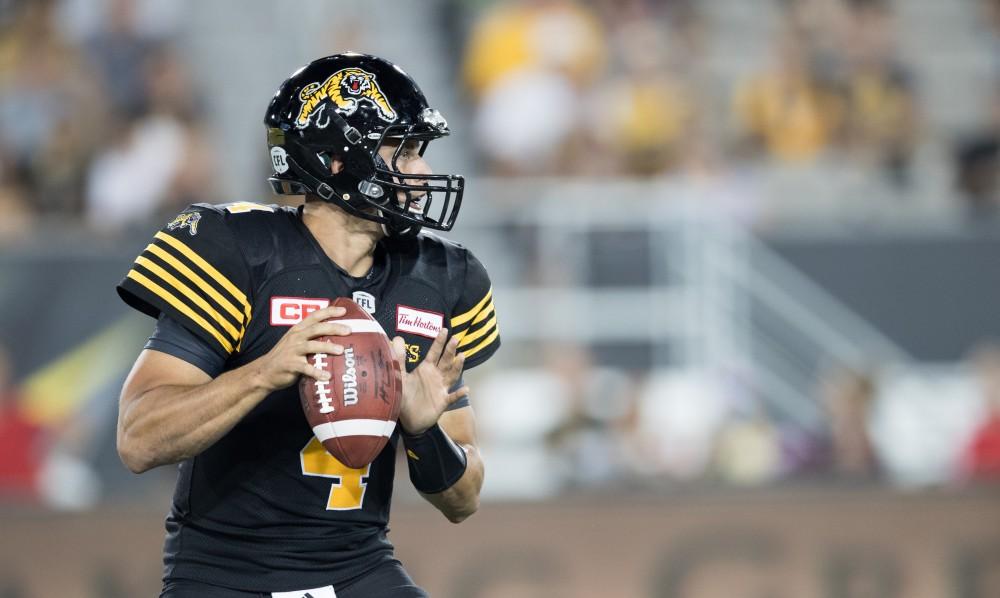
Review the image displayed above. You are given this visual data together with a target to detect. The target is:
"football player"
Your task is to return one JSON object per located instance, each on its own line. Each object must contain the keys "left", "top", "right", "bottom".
{"left": 115, "top": 53, "right": 500, "bottom": 598}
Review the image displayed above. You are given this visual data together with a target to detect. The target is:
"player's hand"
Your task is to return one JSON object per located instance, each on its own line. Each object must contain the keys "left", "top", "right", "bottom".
{"left": 251, "top": 305, "right": 352, "bottom": 392}
{"left": 392, "top": 329, "right": 468, "bottom": 435}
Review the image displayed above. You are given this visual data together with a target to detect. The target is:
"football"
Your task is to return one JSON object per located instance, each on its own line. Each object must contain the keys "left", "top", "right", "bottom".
{"left": 298, "top": 297, "right": 403, "bottom": 468}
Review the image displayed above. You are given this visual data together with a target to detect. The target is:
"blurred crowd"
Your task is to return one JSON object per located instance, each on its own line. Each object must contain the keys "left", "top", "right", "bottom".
{"left": 472, "top": 342, "right": 1000, "bottom": 497}
{"left": 452, "top": 0, "right": 1000, "bottom": 497}
{"left": 459, "top": 0, "right": 1000, "bottom": 221}
{"left": 2, "top": 0, "right": 1000, "bottom": 507}
{"left": 0, "top": 0, "right": 215, "bottom": 242}
{"left": 1, "top": 0, "right": 997, "bottom": 241}
{"left": 3, "top": 335, "right": 998, "bottom": 507}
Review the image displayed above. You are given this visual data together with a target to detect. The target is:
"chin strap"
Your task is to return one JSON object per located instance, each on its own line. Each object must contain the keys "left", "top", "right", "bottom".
{"left": 380, "top": 215, "right": 422, "bottom": 239}
{"left": 284, "top": 154, "right": 339, "bottom": 201}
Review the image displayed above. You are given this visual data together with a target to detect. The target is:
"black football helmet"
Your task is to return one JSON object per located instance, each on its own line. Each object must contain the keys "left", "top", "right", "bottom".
{"left": 264, "top": 52, "right": 464, "bottom": 235}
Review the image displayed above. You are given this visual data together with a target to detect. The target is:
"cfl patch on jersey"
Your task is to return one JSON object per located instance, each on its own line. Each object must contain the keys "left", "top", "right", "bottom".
{"left": 352, "top": 291, "right": 376, "bottom": 314}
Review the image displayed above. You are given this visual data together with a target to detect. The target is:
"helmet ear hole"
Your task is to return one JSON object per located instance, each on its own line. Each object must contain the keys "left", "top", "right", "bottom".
{"left": 318, "top": 153, "right": 346, "bottom": 175}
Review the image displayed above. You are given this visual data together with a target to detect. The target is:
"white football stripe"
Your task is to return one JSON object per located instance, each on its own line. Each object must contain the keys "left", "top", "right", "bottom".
{"left": 337, "top": 319, "right": 388, "bottom": 335}
{"left": 313, "top": 419, "right": 397, "bottom": 440}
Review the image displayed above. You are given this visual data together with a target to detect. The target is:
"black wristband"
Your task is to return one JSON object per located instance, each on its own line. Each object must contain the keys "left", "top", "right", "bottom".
{"left": 402, "top": 424, "right": 468, "bottom": 494}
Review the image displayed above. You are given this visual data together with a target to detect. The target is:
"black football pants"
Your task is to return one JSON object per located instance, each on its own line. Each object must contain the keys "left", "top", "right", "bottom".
{"left": 160, "top": 559, "right": 429, "bottom": 598}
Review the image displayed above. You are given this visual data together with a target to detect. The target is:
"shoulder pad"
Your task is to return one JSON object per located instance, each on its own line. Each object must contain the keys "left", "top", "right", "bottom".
{"left": 117, "top": 205, "right": 253, "bottom": 358}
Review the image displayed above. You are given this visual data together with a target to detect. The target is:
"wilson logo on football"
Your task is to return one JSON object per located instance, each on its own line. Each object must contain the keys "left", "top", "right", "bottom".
{"left": 396, "top": 305, "right": 443, "bottom": 339}
{"left": 341, "top": 347, "right": 358, "bottom": 406}
{"left": 270, "top": 297, "right": 331, "bottom": 326}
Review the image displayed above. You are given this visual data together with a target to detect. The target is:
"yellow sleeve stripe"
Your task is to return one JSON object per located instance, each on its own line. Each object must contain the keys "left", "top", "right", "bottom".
{"left": 144, "top": 243, "right": 246, "bottom": 328}
{"left": 134, "top": 256, "right": 242, "bottom": 343}
{"left": 126, "top": 270, "right": 234, "bottom": 353}
{"left": 454, "top": 301, "right": 494, "bottom": 342}
{"left": 154, "top": 232, "right": 251, "bottom": 321}
{"left": 471, "top": 300, "right": 494, "bottom": 326}
{"left": 461, "top": 326, "right": 499, "bottom": 359}
{"left": 450, "top": 287, "right": 493, "bottom": 327}
{"left": 457, "top": 314, "right": 497, "bottom": 349}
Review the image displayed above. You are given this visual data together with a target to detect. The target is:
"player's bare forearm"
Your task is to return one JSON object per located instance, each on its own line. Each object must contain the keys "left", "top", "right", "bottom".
{"left": 118, "top": 306, "right": 349, "bottom": 473}
{"left": 421, "top": 442, "right": 484, "bottom": 523}
{"left": 117, "top": 350, "right": 275, "bottom": 473}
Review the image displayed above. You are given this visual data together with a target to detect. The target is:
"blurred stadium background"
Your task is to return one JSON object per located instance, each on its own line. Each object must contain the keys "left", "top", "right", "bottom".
{"left": 1, "top": 0, "right": 1000, "bottom": 596}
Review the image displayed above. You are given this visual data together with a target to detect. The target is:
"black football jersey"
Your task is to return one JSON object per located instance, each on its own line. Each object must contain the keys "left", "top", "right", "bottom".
{"left": 116, "top": 202, "right": 500, "bottom": 592}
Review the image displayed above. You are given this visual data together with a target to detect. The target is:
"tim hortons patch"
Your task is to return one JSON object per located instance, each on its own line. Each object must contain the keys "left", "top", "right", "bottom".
{"left": 396, "top": 305, "right": 443, "bottom": 339}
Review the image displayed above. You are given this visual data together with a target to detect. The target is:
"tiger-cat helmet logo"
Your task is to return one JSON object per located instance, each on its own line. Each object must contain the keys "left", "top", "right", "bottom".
{"left": 295, "top": 68, "right": 397, "bottom": 129}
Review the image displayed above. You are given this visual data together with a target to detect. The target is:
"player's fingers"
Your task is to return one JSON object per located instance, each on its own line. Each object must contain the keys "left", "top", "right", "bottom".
{"left": 423, "top": 328, "right": 448, "bottom": 365}
{"left": 296, "top": 305, "right": 346, "bottom": 329}
{"left": 287, "top": 310, "right": 341, "bottom": 342}
{"left": 303, "top": 340, "right": 344, "bottom": 356}
{"left": 391, "top": 336, "right": 407, "bottom": 364}
{"left": 307, "top": 322, "right": 352, "bottom": 338}
{"left": 438, "top": 334, "right": 460, "bottom": 367}
{"left": 295, "top": 358, "right": 332, "bottom": 381}
{"left": 444, "top": 351, "right": 465, "bottom": 386}
{"left": 444, "top": 385, "right": 470, "bottom": 407}
{"left": 437, "top": 346, "right": 464, "bottom": 385}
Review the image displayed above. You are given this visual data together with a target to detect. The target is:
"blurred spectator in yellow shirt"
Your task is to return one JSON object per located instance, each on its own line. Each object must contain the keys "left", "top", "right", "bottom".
{"left": 840, "top": 0, "right": 920, "bottom": 186}
{"left": 462, "top": 0, "right": 607, "bottom": 174}
{"left": 733, "top": 26, "right": 844, "bottom": 162}
{"left": 586, "top": 17, "right": 698, "bottom": 176}
{"left": 462, "top": 0, "right": 606, "bottom": 100}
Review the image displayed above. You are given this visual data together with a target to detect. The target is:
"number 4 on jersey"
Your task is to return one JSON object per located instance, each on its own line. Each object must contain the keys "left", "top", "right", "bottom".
{"left": 300, "top": 437, "right": 370, "bottom": 510}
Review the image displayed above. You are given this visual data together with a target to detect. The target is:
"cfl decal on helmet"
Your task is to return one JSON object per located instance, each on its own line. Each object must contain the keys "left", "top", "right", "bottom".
{"left": 295, "top": 68, "right": 397, "bottom": 128}
{"left": 270, "top": 146, "right": 290, "bottom": 174}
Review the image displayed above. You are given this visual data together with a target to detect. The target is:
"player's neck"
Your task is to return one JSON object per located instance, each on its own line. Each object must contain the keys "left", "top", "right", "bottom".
{"left": 302, "top": 200, "right": 381, "bottom": 277}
